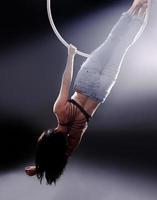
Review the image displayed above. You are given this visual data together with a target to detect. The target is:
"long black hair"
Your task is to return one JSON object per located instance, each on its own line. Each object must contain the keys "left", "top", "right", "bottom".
{"left": 35, "top": 129, "right": 69, "bottom": 185}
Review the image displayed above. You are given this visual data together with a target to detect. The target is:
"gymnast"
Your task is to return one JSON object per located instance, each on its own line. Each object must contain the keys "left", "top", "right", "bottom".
{"left": 25, "top": 0, "right": 150, "bottom": 184}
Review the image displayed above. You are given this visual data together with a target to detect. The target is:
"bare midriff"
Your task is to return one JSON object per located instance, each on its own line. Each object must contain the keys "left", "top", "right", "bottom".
{"left": 71, "top": 90, "right": 101, "bottom": 117}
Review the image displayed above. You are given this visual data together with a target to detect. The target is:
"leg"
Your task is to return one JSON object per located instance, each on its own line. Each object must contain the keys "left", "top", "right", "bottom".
{"left": 74, "top": 0, "right": 149, "bottom": 102}
{"left": 74, "top": 13, "right": 134, "bottom": 99}
{"left": 97, "top": 4, "right": 149, "bottom": 102}
{"left": 90, "top": 2, "right": 148, "bottom": 71}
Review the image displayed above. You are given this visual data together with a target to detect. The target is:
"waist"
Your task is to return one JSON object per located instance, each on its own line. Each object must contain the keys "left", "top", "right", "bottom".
{"left": 68, "top": 99, "right": 91, "bottom": 123}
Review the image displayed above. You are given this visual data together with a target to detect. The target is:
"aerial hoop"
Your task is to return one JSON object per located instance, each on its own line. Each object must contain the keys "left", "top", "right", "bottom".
{"left": 47, "top": 0, "right": 89, "bottom": 58}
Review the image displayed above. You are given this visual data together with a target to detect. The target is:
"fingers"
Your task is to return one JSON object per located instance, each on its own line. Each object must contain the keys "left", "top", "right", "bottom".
{"left": 25, "top": 166, "right": 37, "bottom": 176}
{"left": 69, "top": 44, "right": 77, "bottom": 50}
{"left": 68, "top": 44, "right": 77, "bottom": 56}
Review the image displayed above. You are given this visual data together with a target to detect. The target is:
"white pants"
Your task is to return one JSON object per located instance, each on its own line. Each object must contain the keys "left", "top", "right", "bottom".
{"left": 74, "top": 12, "right": 146, "bottom": 102}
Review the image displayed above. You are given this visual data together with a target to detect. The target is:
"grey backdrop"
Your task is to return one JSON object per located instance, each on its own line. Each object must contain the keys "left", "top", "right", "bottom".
{"left": 0, "top": 1, "right": 157, "bottom": 200}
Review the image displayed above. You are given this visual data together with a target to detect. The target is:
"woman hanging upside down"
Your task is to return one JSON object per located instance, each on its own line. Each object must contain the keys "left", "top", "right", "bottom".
{"left": 25, "top": 0, "right": 150, "bottom": 185}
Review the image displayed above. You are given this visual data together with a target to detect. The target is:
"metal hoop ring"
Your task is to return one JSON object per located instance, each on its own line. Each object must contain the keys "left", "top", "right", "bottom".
{"left": 47, "top": 0, "right": 89, "bottom": 58}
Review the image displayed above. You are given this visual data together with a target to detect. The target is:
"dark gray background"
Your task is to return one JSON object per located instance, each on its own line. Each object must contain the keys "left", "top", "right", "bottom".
{"left": 0, "top": 0, "right": 157, "bottom": 199}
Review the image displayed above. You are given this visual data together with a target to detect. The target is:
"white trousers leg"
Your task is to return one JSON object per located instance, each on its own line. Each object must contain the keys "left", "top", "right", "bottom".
{"left": 74, "top": 12, "right": 147, "bottom": 102}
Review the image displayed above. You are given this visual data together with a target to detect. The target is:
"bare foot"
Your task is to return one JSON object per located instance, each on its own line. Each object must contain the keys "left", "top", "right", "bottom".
{"left": 128, "top": 0, "right": 149, "bottom": 15}
{"left": 133, "top": 0, "right": 148, "bottom": 8}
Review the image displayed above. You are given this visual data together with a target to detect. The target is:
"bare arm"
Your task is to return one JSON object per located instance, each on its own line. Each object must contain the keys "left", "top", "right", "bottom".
{"left": 53, "top": 44, "right": 77, "bottom": 112}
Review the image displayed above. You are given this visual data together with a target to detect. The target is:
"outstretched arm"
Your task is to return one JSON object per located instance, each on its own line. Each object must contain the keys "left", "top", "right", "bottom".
{"left": 53, "top": 44, "right": 77, "bottom": 111}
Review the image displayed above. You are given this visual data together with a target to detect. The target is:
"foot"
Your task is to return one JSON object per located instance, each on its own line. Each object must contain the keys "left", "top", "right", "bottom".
{"left": 128, "top": 0, "right": 149, "bottom": 15}
{"left": 132, "top": 0, "right": 148, "bottom": 8}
